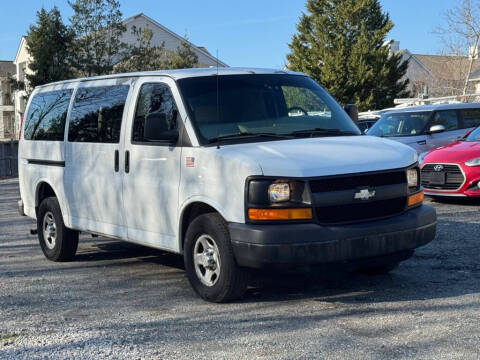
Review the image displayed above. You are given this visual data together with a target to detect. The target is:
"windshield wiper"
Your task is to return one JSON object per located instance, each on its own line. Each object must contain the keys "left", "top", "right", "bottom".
{"left": 289, "top": 128, "right": 358, "bottom": 137}
{"left": 207, "top": 132, "right": 294, "bottom": 143}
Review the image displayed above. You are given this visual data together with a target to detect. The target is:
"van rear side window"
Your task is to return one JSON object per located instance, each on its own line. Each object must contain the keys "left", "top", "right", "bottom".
{"left": 24, "top": 90, "right": 73, "bottom": 141}
{"left": 68, "top": 85, "right": 129, "bottom": 143}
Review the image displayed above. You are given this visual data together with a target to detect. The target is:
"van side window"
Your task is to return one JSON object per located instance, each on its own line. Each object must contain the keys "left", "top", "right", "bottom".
{"left": 430, "top": 111, "right": 458, "bottom": 131}
{"left": 461, "top": 109, "right": 480, "bottom": 128}
{"left": 68, "top": 85, "right": 129, "bottom": 143}
{"left": 24, "top": 90, "right": 73, "bottom": 141}
{"left": 132, "top": 83, "right": 178, "bottom": 142}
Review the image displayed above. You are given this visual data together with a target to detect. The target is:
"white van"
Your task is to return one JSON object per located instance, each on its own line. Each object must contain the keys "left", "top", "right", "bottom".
{"left": 18, "top": 68, "right": 436, "bottom": 302}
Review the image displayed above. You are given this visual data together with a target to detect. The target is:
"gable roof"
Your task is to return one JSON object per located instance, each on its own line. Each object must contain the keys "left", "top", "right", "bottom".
{"left": 122, "top": 13, "right": 227, "bottom": 67}
{"left": 413, "top": 54, "right": 480, "bottom": 81}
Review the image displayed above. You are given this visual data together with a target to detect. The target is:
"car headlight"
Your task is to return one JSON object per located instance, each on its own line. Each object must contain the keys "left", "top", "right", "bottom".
{"left": 407, "top": 168, "right": 419, "bottom": 187}
{"left": 268, "top": 183, "right": 290, "bottom": 202}
{"left": 465, "top": 157, "right": 480, "bottom": 167}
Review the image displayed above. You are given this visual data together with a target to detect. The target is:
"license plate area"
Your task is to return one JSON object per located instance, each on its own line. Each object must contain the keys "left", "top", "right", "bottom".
{"left": 430, "top": 172, "right": 445, "bottom": 184}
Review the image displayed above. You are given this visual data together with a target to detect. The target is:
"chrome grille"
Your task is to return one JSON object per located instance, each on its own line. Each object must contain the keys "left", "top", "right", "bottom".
{"left": 421, "top": 164, "right": 464, "bottom": 190}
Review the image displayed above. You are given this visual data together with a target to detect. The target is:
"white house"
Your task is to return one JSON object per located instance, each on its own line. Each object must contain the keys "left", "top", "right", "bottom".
{"left": 12, "top": 13, "right": 227, "bottom": 139}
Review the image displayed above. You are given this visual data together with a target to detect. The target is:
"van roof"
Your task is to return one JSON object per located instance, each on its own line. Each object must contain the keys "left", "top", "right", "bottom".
{"left": 383, "top": 102, "right": 480, "bottom": 115}
{"left": 36, "top": 67, "right": 305, "bottom": 89}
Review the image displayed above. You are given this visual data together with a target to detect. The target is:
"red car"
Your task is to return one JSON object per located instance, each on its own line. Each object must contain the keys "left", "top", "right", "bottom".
{"left": 420, "top": 126, "right": 480, "bottom": 197}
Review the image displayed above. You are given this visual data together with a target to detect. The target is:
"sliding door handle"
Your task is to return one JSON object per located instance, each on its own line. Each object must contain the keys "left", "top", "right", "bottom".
{"left": 114, "top": 150, "right": 119, "bottom": 172}
{"left": 125, "top": 150, "right": 130, "bottom": 173}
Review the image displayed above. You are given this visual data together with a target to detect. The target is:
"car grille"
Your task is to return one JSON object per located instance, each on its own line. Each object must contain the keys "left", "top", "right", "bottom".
{"left": 421, "top": 164, "right": 464, "bottom": 190}
{"left": 309, "top": 170, "right": 408, "bottom": 224}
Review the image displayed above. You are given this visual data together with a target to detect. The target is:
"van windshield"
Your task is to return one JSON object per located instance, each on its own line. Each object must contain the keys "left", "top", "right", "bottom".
{"left": 368, "top": 111, "right": 431, "bottom": 137}
{"left": 177, "top": 74, "right": 360, "bottom": 144}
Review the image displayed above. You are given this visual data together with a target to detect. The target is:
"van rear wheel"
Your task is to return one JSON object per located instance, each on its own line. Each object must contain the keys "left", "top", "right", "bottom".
{"left": 37, "top": 197, "right": 78, "bottom": 262}
{"left": 184, "top": 213, "right": 248, "bottom": 303}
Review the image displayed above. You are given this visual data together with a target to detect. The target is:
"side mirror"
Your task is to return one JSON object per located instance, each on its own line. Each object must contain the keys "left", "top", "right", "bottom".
{"left": 344, "top": 104, "right": 359, "bottom": 123}
{"left": 144, "top": 112, "right": 179, "bottom": 143}
{"left": 428, "top": 124, "right": 446, "bottom": 134}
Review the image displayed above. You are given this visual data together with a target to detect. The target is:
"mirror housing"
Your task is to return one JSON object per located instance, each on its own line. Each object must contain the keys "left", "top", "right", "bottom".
{"left": 344, "top": 104, "right": 359, "bottom": 123}
{"left": 143, "top": 112, "right": 178, "bottom": 143}
{"left": 428, "top": 124, "right": 446, "bottom": 134}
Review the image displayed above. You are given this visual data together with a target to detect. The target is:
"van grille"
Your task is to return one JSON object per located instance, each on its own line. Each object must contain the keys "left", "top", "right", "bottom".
{"left": 309, "top": 171, "right": 406, "bottom": 193}
{"left": 421, "top": 164, "right": 464, "bottom": 190}
{"left": 315, "top": 198, "right": 407, "bottom": 224}
{"left": 309, "top": 170, "right": 408, "bottom": 224}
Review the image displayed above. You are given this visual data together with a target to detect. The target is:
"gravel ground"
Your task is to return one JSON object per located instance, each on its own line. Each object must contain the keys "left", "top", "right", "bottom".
{"left": 1, "top": 178, "right": 480, "bottom": 359}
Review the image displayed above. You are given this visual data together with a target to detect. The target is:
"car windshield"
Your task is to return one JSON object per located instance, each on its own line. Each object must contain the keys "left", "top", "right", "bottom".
{"left": 176, "top": 74, "right": 360, "bottom": 144}
{"left": 465, "top": 126, "right": 480, "bottom": 141}
{"left": 367, "top": 111, "right": 431, "bottom": 137}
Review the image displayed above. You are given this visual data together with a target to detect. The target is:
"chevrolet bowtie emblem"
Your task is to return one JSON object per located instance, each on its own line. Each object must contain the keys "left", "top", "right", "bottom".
{"left": 354, "top": 188, "right": 376, "bottom": 201}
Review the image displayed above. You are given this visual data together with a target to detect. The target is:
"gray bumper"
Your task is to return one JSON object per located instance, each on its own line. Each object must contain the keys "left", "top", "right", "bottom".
{"left": 229, "top": 205, "right": 436, "bottom": 269}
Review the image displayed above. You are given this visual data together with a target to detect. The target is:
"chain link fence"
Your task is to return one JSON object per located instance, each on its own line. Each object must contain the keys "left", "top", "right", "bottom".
{"left": 0, "top": 140, "right": 18, "bottom": 178}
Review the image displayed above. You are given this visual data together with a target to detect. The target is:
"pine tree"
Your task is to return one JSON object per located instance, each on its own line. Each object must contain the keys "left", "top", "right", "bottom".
{"left": 68, "top": 0, "right": 126, "bottom": 76}
{"left": 287, "top": 0, "right": 410, "bottom": 111}
{"left": 25, "top": 7, "right": 74, "bottom": 89}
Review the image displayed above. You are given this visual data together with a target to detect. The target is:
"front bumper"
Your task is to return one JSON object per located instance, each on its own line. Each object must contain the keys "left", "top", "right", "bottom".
{"left": 229, "top": 205, "right": 436, "bottom": 269}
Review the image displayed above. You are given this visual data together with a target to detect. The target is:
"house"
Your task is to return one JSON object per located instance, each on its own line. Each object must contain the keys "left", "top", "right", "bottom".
{"left": 391, "top": 41, "right": 480, "bottom": 98}
{"left": 12, "top": 13, "right": 227, "bottom": 139}
{"left": 0, "top": 61, "right": 16, "bottom": 140}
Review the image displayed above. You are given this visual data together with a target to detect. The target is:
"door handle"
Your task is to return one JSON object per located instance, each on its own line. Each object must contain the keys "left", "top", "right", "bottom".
{"left": 114, "top": 150, "right": 119, "bottom": 172}
{"left": 125, "top": 150, "right": 130, "bottom": 174}
{"left": 417, "top": 140, "right": 426, "bottom": 145}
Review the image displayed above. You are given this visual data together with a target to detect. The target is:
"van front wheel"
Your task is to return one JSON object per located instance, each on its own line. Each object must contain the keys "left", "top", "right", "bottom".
{"left": 37, "top": 197, "right": 78, "bottom": 261}
{"left": 184, "top": 213, "right": 248, "bottom": 302}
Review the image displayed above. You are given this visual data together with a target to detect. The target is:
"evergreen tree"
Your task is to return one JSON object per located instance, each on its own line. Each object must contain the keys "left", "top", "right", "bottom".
{"left": 68, "top": 0, "right": 126, "bottom": 76}
{"left": 25, "top": 7, "right": 74, "bottom": 88}
{"left": 287, "top": 0, "right": 409, "bottom": 111}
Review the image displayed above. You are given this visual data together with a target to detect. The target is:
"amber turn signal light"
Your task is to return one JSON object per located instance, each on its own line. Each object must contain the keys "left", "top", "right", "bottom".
{"left": 408, "top": 191, "right": 424, "bottom": 207}
{"left": 248, "top": 208, "right": 313, "bottom": 221}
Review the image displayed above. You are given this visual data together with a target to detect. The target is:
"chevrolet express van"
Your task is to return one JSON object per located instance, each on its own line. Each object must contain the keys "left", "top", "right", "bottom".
{"left": 18, "top": 68, "right": 436, "bottom": 302}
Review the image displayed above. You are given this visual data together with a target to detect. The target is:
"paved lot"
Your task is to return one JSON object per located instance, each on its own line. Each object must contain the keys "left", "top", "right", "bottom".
{"left": 1, "top": 178, "right": 480, "bottom": 359}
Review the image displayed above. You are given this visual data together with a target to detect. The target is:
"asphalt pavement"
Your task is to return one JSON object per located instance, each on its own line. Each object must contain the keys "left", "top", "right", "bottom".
{"left": 1, "top": 178, "right": 480, "bottom": 359}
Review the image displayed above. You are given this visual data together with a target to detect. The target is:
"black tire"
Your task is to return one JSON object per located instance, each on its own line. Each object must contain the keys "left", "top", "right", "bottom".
{"left": 37, "top": 197, "right": 79, "bottom": 262}
{"left": 184, "top": 213, "right": 248, "bottom": 303}
{"left": 355, "top": 250, "right": 414, "bottom": 275}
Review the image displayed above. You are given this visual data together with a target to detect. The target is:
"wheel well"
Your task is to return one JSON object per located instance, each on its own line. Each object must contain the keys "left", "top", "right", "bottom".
{"left": 35, "top": 182, "right": 56, "bottom": 213}
{"left": 180, "top": 202, "right": 218, "bottom": 250}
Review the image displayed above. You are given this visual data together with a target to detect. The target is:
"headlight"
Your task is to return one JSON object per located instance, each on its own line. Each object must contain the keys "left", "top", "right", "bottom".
{"left": 465, "top": 157, "right": 480, "bottom": 167}
{"left": 407, "top": 168, "right": 419, "bottom": 187}
{"left": 268, "top": 183, "right": 290, "bottom": 202}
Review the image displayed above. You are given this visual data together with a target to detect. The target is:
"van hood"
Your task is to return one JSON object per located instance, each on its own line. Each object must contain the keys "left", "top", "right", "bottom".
{"left": 212, "top": 135, "right": 417, "bottom": 177}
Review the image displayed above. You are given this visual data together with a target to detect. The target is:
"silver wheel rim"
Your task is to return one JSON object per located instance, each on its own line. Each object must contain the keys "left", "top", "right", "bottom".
{"left": 42, "top": 211, "right": 57, "bottom": 250}
{"left": 193, "top": 234, "right": 221, "bottom": 287}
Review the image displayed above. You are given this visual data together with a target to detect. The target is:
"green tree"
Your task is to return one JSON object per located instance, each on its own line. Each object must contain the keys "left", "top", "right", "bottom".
{"left": 68, "top": 0, "right": 126, "bottom": 76}
{"left": 168, "top": 39, "right": 199, "bottom": 69}
{"left": 25, "top": 7, "right": 74, "bottom": 89}
{"left": 287, "top": 0, "right": 409, "bottom": 111}
{"left": 113, "top": 26, "right": 199, "bottom": 73}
